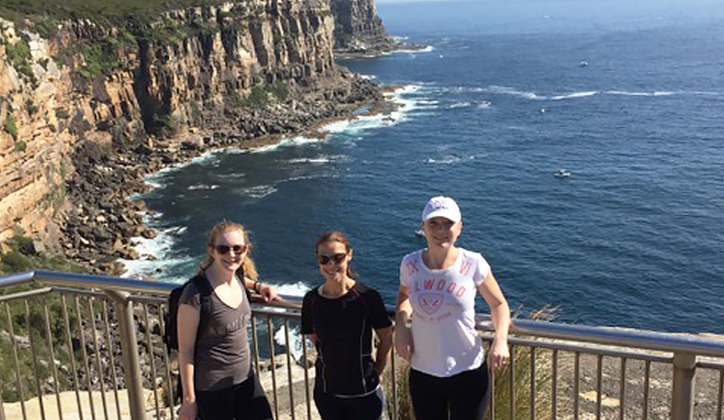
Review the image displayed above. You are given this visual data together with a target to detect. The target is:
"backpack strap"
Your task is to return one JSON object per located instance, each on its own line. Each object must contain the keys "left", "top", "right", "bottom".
{"left": 190, "top": 273, "right": 214, "bottom": 341}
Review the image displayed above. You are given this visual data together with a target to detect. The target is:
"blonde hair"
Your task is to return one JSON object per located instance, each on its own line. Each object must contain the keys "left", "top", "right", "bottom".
{"left": 200, "top": 221, "right": 259, "bottom": 280}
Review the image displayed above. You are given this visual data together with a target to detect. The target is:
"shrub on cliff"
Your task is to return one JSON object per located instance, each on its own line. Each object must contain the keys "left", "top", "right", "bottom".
{"left": 4, "top": 38, "right": 35, "bottom": 83}
{"left": 3, "top": 113, "right": 18, "bottom": 140}
{"left": 0, "top": 235, "right": 85, "bottom": 276}
{"left": 78, "top": 42, "right": 121, "bottom": 79}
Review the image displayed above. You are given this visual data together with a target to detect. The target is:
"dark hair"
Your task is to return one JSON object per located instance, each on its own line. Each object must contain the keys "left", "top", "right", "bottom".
{"left": 200, "top": 221, "right": 259, "bottom": 280}
{"left": 316, "top": 231, "right": 358, "bottom": 279}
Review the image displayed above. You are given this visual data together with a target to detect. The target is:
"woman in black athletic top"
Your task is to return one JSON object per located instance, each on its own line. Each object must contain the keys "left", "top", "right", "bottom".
{"left": 301, "top": 231, "right": 393, "bottom": 420}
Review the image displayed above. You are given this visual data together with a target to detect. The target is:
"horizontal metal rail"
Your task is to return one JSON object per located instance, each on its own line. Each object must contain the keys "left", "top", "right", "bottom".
{"left": 3, "top": 270, "right": 723, "bottom": 357}
{"left": 2, "top": 269, "right": 724, "bottom": 420}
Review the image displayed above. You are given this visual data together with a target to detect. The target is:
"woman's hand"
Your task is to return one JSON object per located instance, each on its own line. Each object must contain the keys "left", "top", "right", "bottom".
{"left": 487, "top": 337, "right": 510, "bottom": 371}
{"left": 179, "top": 400, "right": 198, "bottom": 420}
{"left": 395, "top": 285, "right": 414, "bottom": 361}
{"left": 258, "top": 283, "right": 282, "bottom": 302}
{"left": 395, "top": 325, "right": 414, "bottom": 361}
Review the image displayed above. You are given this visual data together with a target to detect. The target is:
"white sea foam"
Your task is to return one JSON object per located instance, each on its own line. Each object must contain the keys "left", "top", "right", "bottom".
{"left": 189, "top": 150, "right": 220, "bottom": 166}
{"left": 283, "top": 173, "right": 339, "bottom": 184}
{"left": 319, "top": 85, "right": 424, "bottom": 133}
{"left": 485, "top": 85, "right": 546, "bottom": 100}
{"left": 416, "top": 99, "right": 439, "bottom": 105}
{"left": 688, "top": 90, "right": 721, "bottom": 96}
{"left": 248, "top": 143, "right": 284, "bottom": 154}
{"left": 477, "top": 100, "right": 492, "bottom": 109}
{"left": 288, "top": 157, "right": 330, "bottom": 164}
{"left": 605, "top": 90, "right": 676, "bottom": 97}
{"left": 425, "top": 154, "right": 479, "bottom": 165}
{"left": 550, "top": 91, "right": 599, "bottom": 100}
{"left": 359, "top": 74, "right": 377, "bottom": 80}
{"left": 188, "top": 184, "right": 219, "bottom": 191}
{"left": 240, "top": 184, "right": 277, "bottom": 199}
{"left": 143, "top": 156, "right": 206, "bottom": 190}
{"left": 271, "top": 282, "right": 312, "bottom": 361}
{"left": 449, "top": 101, "right": 472, "bottom": 109}
{"left": 120, "top": 221, "right": 194, "bottom": 282}
{"left": 273, "top": 325, "right": 305, "bottom": 362}
{"left": 384, "top": 45, "right": 435, "bottom": 55}
{"left": 277, "top": 281, "right": 311, "bottom": 298}
{"left": 248, "top": 136, "right": 325, "bottom": 154}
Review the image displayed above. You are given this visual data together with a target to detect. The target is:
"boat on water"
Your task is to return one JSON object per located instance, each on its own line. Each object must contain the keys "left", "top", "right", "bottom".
{"left": 579, "top": 60, "right": 589, "bottom": 67}
{"left": 555, "top": 169, "right": 571, "bottom": 178}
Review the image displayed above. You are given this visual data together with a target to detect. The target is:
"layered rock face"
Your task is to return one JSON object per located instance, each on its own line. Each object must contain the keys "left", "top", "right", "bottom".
{"left": 0, "top": 0, "right": 382, "bottom": 252}
{"left": 331, "top": 0, "right": 393, "bottom": 52}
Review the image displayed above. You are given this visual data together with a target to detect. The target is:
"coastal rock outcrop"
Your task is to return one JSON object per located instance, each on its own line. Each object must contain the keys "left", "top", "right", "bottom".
{"left": 0, "top": 0, "right": 387, "bottom": 272}
{"left": 331, "top": 0, "right": 394, "bottom": 53}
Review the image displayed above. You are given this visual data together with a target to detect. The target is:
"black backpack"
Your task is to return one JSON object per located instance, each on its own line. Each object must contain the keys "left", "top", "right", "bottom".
{"left": 163, "top": 273, "right": 214, "bottom": 353}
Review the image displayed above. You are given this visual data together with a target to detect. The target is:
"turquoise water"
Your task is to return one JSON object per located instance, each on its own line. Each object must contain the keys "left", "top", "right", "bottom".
{"left": 126, "top": 0, "right": 724, "bottom": 333}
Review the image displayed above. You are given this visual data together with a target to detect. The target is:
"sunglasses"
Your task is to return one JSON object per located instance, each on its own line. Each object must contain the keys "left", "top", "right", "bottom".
{"left": 318, "top": 253, "right": 347, "bottom": 265}
{"left": 215, "top": 244, "right": 248, "bottom": 255}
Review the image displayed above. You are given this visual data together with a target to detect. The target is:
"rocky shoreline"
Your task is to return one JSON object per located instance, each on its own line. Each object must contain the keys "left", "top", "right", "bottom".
{"left": 59, "top": 70, "right": 395, "bottom": 277}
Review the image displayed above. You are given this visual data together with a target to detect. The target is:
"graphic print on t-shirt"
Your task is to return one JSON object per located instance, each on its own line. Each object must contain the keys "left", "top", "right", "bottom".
{"left": 418, "top": 292, "right": 443, "bottom": 315}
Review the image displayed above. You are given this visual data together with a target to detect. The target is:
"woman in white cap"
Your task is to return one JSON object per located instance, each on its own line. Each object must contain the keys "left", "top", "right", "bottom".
{"left": 395, "top": 196, "right": 511, "bottom": 420}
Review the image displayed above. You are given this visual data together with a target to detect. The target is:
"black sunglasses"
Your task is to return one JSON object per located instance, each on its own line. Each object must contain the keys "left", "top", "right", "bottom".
{"left": 318, "top": 253, "right": 347, "bottom": 265}
{"left": 215, "top": 244, "right": 247, "bottom": 255}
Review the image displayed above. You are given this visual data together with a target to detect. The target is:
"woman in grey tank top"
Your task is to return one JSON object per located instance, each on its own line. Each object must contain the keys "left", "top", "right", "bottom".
{"left": 177, "top": 221, "right": 281, "bottom": 420}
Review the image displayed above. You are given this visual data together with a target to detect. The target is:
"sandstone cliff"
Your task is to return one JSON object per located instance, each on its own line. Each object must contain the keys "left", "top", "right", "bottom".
{"left": 0, "top": 0, "right": 384, "bottom": 269}
{"left": 331, "top": 0, "right": 394, "bottom": 53}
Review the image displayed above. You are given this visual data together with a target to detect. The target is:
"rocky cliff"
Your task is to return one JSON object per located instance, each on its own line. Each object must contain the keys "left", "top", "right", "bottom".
{"left": 331, "top": 0, "right": 394, "bottom": 53}
{"left": 0, "top": 0, "right": 385, "bottom": 270}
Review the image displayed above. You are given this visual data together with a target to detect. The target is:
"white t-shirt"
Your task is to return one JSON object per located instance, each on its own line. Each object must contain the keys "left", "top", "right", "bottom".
{"left": 399, "top": 248, "right": 491, "bottom": 377}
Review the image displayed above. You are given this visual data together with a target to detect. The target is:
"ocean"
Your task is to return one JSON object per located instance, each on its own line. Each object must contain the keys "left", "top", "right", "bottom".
{"left": 124, "top": 0, "right": 724, "bottom": 334}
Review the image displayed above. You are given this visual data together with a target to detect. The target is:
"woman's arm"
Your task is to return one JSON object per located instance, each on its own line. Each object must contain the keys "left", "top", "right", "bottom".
{"left": 477, "top": 271, "right": 511, "bottom": 370}
{"left": 395, "top": 285, "right": 414, "bottom": 361}
{"left": 374, "top": 326, "right": 393, "bottom": 375}
{"left": 177, "top": 303, "right": 201, "bottom": 420}
{"left": 243, "top": 278, "right": 282, "bottom": 302}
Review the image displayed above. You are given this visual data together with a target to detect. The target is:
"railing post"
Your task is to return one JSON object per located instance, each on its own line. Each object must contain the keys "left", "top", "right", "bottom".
{"left": 671, "top": 352, "right": 696, "bottom": 420}
{"left": 0, "top": 385, "right": 6, "bottom": 420}
{"left": 107, "top": 290, "right": 147, "bottom": 420}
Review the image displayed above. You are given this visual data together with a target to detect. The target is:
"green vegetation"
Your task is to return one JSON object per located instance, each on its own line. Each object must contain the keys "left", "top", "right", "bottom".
{"left": 227, "top": 82, "right": 291, "bottom": 109}
{"left": 190, "top": 99, "right": 202, "bottom": 123}
{"left": 14, "top": 139, "right": 26, "bottom": 152}
{"left": 4, "top": 113, "right": 18, "bottom": 140}
{"left": 269, "top": 80, "right": 289, "bottom": 102}
{"left": 0, "top": 0, "right": 237, "bottom": 30}
{"left": 0, "top": 235, "right": 84, "bottom": 276}
{"left": 25, "top": 99, "right": 38, "bottom": 116}
{"left": 54, "top": 107, "right": 69, "bottom": 120}
{"left": 4, "top": 38, "right": 35, "bottom": 82}
{"left": 77, "top": 42, "right": 120, "bottom": 79}
{"left": 0, "top": 235, "right": 90, "bottom": 401}
{"left": 152, "top": 113, "right": 179, "bottom": 137}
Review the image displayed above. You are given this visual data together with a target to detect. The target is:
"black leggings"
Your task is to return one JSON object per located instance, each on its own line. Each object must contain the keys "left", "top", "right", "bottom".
{"left": 196, "top": 371, "right": 273, "bottom": 420}
{"left": 409, "top": 362, "right": 491, "bottom": 420}
{"left": 314, "top": 386, "right": 385, "bottom": 420}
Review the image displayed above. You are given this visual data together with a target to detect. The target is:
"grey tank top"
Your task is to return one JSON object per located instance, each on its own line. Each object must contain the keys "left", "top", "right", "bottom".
{"left": 179, "top": 275, "right": 252, "bottom": 391}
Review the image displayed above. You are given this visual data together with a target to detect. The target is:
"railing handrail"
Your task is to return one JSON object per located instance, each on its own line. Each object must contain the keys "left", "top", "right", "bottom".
{"left": 2, "top": 269, "right": 724, "bottom": 358}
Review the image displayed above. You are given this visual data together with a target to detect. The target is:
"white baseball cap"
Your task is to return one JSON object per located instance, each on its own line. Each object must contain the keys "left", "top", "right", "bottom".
{"left": 421, "top": 196, "right": 462, "bottom": 223}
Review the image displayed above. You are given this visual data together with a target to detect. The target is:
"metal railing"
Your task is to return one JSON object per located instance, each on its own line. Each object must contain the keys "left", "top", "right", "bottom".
{"left": 0, "top": 269, "right": 723, "bottom": 420}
